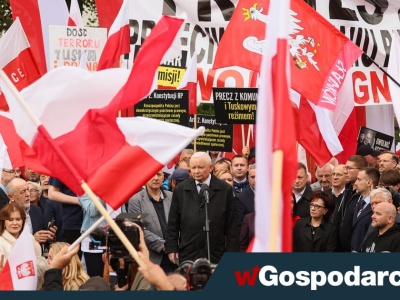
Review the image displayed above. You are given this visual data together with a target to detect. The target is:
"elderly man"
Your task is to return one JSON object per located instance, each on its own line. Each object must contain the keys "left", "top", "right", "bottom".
{"left": 0, "top": 168, "right": 21, "bottom": 211}
{"left": 128, "top": 169, "right": 176, "bottom": 273}
{"left": 166, "top": 151, "right": 239, "bottom": 265}
{"left": 6, "top": 178, "right": 56, "bottom": 246}
{"left": 360, "top": 202, "right": 400, "bottom": 252}
{"left": 315, "top": 164, "right": 333, "bottom": 191}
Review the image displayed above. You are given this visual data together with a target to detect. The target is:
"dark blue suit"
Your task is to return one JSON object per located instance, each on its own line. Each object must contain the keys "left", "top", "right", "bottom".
{"left": 235, "top": 186, "right": 254, "bottom": 231}
{"left": 351, "top": 201, "right": 372, "bottom": 252}
{"left": 0, "top": 188, "right": 9, "bottom": 211}
{"left": 29, "top": 204, "right": 45, "bottom": 234}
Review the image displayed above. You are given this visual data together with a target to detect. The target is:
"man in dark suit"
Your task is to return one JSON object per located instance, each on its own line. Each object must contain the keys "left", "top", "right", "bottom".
{"left": 0, "top": 168, "right": 21, "bottom": 210}
{"left": 166, "top": 151, "right": 239, "bottom": 265}
{"left": 351, "top": 168, "right": 379, "bottom": 252}
{"left": 236, "top": 164, "right": 256, "bottom": 231}
{"left": 292, "top": 162, "right": 313, "bottom": 218}
{"left": 6, "top": 178, "right": 56, "bottom": 247}
{"left": 128, "top": 169, "right": 177, "bottom": 273}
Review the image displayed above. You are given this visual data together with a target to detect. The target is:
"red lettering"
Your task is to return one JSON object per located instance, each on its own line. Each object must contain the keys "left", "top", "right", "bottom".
{"left": 217, "top": 70, "right": 244, "bottom": 87}
{"left": 234, "top": 266, "right": 260, "bottom": 286}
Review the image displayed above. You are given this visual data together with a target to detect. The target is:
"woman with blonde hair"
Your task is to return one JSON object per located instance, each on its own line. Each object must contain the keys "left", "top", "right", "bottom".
{"left": 215, "top": 169, "right": 234, "bottom": 187}
{"left": 47, "top": 242, "right": 89, "bottom": 290}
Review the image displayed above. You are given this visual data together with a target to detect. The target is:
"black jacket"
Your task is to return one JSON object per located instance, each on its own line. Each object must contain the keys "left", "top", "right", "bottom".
{"left": 166, "top": 175, "right": 239, "bottom": 264}
{"left": 0, "top": 188, "right": 8, "bottom": 211}
{"left": 235, "top": 186, "right": 255, "bottom": 231}
{"left": 293, "top": 183, "right": 313, "bottom": 218}
{"left": 360, "top": 224, "right": 400, "bottom": 252}
{"left": 293, "top": 217, "right": 337, "bottom": 252}
{"left": 43, "top": 269, "right": 63, "bottom": 290}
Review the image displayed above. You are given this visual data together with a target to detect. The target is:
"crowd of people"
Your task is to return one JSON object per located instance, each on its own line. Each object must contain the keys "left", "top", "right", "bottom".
{"left": 0, "top": 143, "right": 399, "bottom": 291}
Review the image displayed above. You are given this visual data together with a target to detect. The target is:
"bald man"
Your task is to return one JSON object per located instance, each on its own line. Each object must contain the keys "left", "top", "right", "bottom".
{"left": 360, "top": 202, "right": 400, "bottom": 252}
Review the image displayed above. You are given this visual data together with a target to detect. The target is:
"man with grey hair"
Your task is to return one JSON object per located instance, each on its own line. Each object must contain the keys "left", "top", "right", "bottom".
{"left": 235, "top": 164, "right": 256, "bottom": 231}
{"left": 166, "top": 151, "right": 239, "bottom": 265}
{"left": 362, "top": 188, "right": 400, "bottom": 243}
{"left": 6, "top": 178, "right": 56, "bottom": 247}
{"left": 360, "top": 202, "right": 400, "bottom": 252}
{"left": 315, "top": 163, "right": 333, "bottom": 191}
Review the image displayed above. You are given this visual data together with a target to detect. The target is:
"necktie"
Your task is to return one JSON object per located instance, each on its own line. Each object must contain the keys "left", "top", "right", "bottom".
{"left": 197, "top": 183, "right": 202, "bottom": 194}
{"left": 357, "top": 199, "right": 365, "bottom": 218}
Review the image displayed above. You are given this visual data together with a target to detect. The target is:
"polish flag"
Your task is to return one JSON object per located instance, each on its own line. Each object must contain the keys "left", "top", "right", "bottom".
{"left": 0, "top": 226, "right": 37, "bottom": 290}
{"left": 95, "top": 0, "right": 122, "bottom": 31}
{"left": 97, "top": 0, "right": 130, "bottom": 70}
{"left": 0, "top": 16, "right": 193, "bottom": 209}
{"left": 88, "top": 117, "right": 204, "bottom": 209}
{"left": 10, "top": 0, "right": 69, "bottom": 74}
{"left": 0, "top": 133, "right": 12, "bottom": 170}
{"left": 67, "top": 0, "right": 84, "bottom": 28}
{"left": 0, "top": 111, "right": 51, "bottom": 174}
{"left": 0, "top": 18, "right": 41, "bottom": 111}
{"left": 251, "top": 0, "right": 297, "bottom": 252}
{"left": 178, "top": 54, "right": 198, "bottom": 115}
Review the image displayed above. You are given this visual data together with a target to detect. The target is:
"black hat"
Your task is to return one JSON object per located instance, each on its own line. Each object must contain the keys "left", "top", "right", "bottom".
{"left": 171, "top": 169, "right": 190, "bottom": 183}
{"left": 356, "top": 144, "right": 381, "bottom": 157}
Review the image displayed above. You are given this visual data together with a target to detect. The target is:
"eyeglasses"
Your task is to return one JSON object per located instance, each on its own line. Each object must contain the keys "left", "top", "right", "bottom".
{"left": 2, "top": 169, "right": 21, "bottom": 175}
{"left": 310, "top": 204, "right": 325, "bottom": 210}
{"left": 29, "top": 189, "right": 39, "bottom": 193}
{"left": 344, "top": 166, "right": 360, "bottom": 171}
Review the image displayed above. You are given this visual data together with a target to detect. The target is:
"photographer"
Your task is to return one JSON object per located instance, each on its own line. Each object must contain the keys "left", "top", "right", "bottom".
{"left": 79, "top": 193, "right": 126, "bottom": 277}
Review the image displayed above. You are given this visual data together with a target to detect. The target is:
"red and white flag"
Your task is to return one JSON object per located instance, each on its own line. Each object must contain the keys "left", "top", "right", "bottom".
{"left": 251, "top": 0, "right": 297, "bottom": 252}
{"left": 1, "top": 16, "right": 193, "bottom": 209}
{"left": 0, "top": 18, "right": 41, "bottom": 111}
{"left": 10, "top": 0, "right": 69, "bottom": 74}
{"left": 0, "top": 226, "right": 37, "bottom": 290}
{"left": 97, "top": 0, "right": 130, "bottom": 70}
{"left": 0, "top": 103, "right": 57, "bottom": 175}
{"left": 0, "top": 133, "right": 12, "bottom": 170}
{"left": 213, "top": 0, "right": 362, "bottom": 111}
{"left": 178, "top": 54, "right": 198, "bottom": 115}
{"left": 68, "top": 0, "right": 84, "bottom": 27}
{"left": 88, "top": 117, "right": 204, "bottom": 209}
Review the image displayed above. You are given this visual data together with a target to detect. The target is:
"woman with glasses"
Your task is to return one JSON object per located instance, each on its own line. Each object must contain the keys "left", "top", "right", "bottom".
{"left": 293, "top": 191, "right": 337, "bottom": 252}
{"left": 27, "top": 181, "right": 42, "bottom": 210}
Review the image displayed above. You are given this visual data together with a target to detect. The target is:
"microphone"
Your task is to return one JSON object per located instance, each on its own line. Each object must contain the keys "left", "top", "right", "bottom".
{"left": 201, "top": 183, "right": 209, "bottom": 203}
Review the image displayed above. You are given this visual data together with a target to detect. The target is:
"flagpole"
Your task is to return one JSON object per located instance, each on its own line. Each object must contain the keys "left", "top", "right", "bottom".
{"left": 68, "top": 215, "right": 106, "bottom": 252}
{"left": 194, "top": 114, "right": 197, "bottom": 152}
{"left": 364, "top": 55, "right": 400, "bottom": 88}
{"left": 269, "top": 150, "right": 283, "bottom": 251}
{"left": 0, "top": 70, "right": 145, "bottom": 269}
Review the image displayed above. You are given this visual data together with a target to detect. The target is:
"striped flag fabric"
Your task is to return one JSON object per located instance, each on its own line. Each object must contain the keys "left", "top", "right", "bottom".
{"left": 0, "top": 226, "right": 37, "bottom": 290}
{"left": 251, "top": 0, "right": 297, "bottom": 252}
{"left": 178, "top": 54, "right": 198, "bottom": 115}
{"left": 0, "top": 16, "right": 200, "bottom": 210}
{"left": 10, "top": 0, "right": 69, "bottom": 74}
{"left": 97, "top": 0, "right": 130, "bottom": 70}
{"left": 0, "top": 18, "right": 41, "bottom": 111}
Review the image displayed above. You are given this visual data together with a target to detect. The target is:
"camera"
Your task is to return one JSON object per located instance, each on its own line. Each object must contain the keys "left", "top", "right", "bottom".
{"left": 104, "top": 213, "right": 144, "bottom": 289}
{"left": 176, "top": 258, "right": 215, "bottom": 290}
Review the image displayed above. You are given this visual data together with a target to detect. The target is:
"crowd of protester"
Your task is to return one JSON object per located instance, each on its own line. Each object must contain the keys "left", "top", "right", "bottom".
{"left": 1, "top": 144, "right": 400, "bottom": 291}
